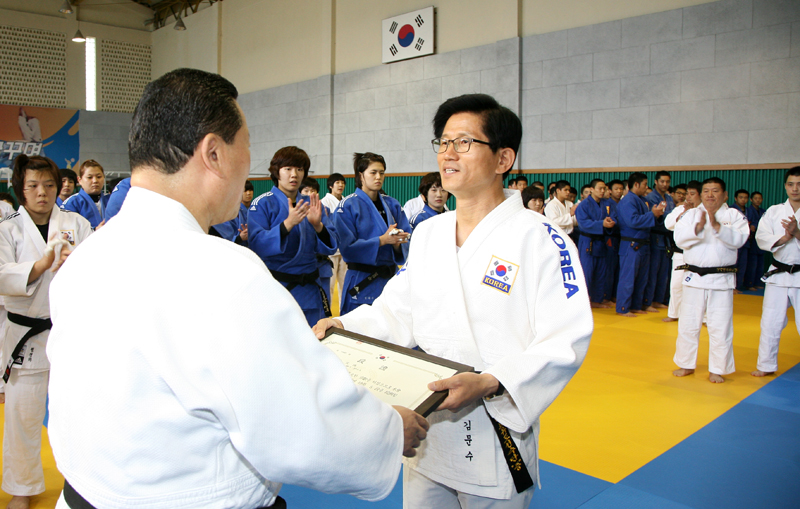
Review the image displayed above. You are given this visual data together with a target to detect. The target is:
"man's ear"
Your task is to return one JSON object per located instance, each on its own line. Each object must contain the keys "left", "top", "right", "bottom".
{"left": 495, "top": 147, "right": 516, "bottom": 175}
{"left": 197, "top": 133, "right": 225, "bottom": 178}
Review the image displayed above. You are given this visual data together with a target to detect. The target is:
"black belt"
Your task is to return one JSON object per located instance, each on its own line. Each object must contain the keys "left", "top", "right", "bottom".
{"left": 580, "top": 232, "right": 605, "bottom": 241}
{"left": 64, "top": 480, "right": 287, "bottom": 509}
{"left": 675, "top": 264, "right": 737, "bottom": 276}
{"left": 488, "top": 414, "right": 534, "bottom": 494}
{"left": 347, "top": 263, "right": 397, "bottom": 297}
{"left": 3, "top": 312, "right": 51, "bottom": 383}
{"left": 315, "top": 254, "right": 334, "bottom": 269}
{"left": 620, "top": 236, "right": 650, "bottom": 245}
{"left": 269, "top": 269, "right": 331, "bottom": 317}
{"left": 762, "top": 259, "right": 800, "bottom": 280}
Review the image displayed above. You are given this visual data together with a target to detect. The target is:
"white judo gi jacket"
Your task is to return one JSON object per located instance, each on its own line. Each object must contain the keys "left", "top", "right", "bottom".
{"left": 340, "top": 191, "right": 593, "bottom": 499}
{"left": 674, "top": 204, "right": 749, "bottom": 290}
{"left": 544, "top": 199, "right": 576, "bottom": 234}
{"left": 757, "top": 200, "right": 800, "bottom": 288}
{"left": 47, "top": 188, "right": 403, "bottom": 509}
{"left": 0, "top": 206, "right": 92, "bottom": 373}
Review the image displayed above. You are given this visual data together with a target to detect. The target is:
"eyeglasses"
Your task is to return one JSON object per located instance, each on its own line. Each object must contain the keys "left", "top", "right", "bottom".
{"left": 431, "top": 137, "right": 491, "bottom": 154}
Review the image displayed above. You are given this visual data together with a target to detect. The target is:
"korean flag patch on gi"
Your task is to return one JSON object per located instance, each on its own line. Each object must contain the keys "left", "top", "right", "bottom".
{"left": 482, "top": 256, "right": 519, "bottom": 294}
{"left": 59, "top": 230, "right": 75, "bottom": 246}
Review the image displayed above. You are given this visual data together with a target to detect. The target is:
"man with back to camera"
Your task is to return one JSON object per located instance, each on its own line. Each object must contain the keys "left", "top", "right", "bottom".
{"left": 314, "top": 93, "right": 592, "bottom": 508}
{"left": 752, "top": 167, "right": 800, "bottom": 377}
{"left": 673, "top": 177, "right": 748, "bottom": 383}
{"left": 45, "top": 68, "right": 428, "bottom": 509}
{"left": 644, "top": 171, "right": 675, "bottom": 312}
{"left": 615, "top": 172, "right": 665, "bottom": 317}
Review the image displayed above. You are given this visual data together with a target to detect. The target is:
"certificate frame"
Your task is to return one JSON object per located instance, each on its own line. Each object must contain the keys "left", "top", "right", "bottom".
{"left": 321, "top": 328, "right": 474, "bottom": 416}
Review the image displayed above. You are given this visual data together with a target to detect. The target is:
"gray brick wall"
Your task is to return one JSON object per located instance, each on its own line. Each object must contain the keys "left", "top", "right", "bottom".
{"left": 235, "top": 0, "right": 800, "bottom": 175}
{"left": 519, "top": 0, "right": 800, "bottom": 168}
{"left": 79, "top": 110, "right": 132, "bottom": 178}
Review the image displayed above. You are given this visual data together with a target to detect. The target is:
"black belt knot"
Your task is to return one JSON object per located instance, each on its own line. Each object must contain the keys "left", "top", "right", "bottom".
{"left": 762, "top": 259, "right": 800, "bottom": 281}
{"left": 347, "top": 263, "right": 397, "bottom": 297}
{"left": 3, "top": 312, "right": 51, "bottom": 383}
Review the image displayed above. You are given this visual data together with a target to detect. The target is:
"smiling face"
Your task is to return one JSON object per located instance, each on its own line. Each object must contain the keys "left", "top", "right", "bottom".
{"left": 360, "top": 162, "right": 385, "bottom": 193}
{"left": 438, "top": 112, "right": 505, "bottom": 200}
{"left": 79, "top": 165, "right": 105, "bottom": 196}
{"left": 23, "top": 169, "right": 58, "bottom": 220}
{"left": 702, "top": 183, "right": 727, "bottom": 210}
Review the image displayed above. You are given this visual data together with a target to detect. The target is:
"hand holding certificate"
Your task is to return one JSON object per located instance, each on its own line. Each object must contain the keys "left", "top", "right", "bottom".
{"left": 319, "top": 328, "right": 474, "bottom": 416}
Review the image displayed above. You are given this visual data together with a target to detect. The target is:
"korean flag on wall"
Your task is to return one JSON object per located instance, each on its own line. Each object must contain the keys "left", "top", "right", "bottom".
{"left": 382, "top": 6, "right": 435, "bottom": 64}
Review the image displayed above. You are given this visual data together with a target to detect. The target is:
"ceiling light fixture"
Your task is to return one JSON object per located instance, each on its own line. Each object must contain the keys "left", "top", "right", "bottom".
{"left": 59, "top": 1, "right": 74, "bottom": 15}
{"left": 72, "top": 29, "right": 86, "bottom": 42}
{"left": 174, "top": 17, "right": 186, "bottom": 31}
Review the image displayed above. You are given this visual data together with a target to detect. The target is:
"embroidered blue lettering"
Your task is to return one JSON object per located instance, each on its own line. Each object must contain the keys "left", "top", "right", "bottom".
{"left": 542, "top": 222, "right": 581, "bottom": 299}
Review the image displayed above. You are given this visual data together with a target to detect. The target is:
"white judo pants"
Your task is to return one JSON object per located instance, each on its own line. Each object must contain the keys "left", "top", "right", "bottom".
{"left": 756, "top": 285, "right": 800, "bottom": 373}
{"left": 403, "top": 467, "right": 534, "bottom": 509}
{"left": 675, "top": 286, "right": 735, "bottom": 375}
{"left": 329, "top": 254, "right": 347, "bottom": 310}
{"left": 3, "top": 369, "right": 48, "bottom": 497}
{"left": 667, "top": 254, "right": 684, "bottom": 319}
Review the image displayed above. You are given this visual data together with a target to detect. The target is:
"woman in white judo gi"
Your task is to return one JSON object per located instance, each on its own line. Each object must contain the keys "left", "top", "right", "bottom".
{"left": 0, "top": 155, "right": 92, "bottom": 509}
{"left": 334, "top": 152, "right": 411, "bottom": 314}
{"left": 316, "top": 94, "right": 592, "bottom": 508}
{"left": 673, "top": 177, "right": 749, "bottom": 383}
{"left": 752, "top": 166, "right": 800, "bottom": 377}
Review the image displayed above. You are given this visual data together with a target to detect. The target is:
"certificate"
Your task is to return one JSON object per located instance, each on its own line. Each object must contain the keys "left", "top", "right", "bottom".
{"left": 321, "top": 328, "right": 473, "bottom": 416}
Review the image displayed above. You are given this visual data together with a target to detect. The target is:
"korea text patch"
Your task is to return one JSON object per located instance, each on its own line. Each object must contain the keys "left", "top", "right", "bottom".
{"left": 482, "top": 256, "right": 519, "bottom": 294}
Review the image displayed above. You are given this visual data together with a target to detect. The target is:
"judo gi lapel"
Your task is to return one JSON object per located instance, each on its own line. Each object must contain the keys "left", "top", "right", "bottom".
{"left": 19, "top": 206, "right": 47, "bottom": 258}
{"left": 355, "top": 188, "right": 388, "bottom": 234}
{"left": 457, "top": 191, "right": 521, "bottom": 269}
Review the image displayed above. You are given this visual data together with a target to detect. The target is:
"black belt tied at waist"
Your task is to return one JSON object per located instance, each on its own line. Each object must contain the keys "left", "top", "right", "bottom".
{"left": 762, "top": 259, "right": 800, "bottom": 281}
{"left": 488, "top": 413, "right": 534, "bottom": 494}
{"left": 63, "top": 480, "right": 287, "bottom": 509}
{"left": 347, "top": 263, "right": 397, "bottom": 297}
{"left": 580, "top": 232, "right": 605, "bottom": 241}
{"left": 3, "top": 312, "right": 51, "bottom": 383}
{"left": 620, "top": 236, "right": 650, "bottom": 245}
{"left": 269, "top": 269, "right": 331, "bottom": 317}
{"left": 674, "top": 264, "right": 737, "bottom": 276}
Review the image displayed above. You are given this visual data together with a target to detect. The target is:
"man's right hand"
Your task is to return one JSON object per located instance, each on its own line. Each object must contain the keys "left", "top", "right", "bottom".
{"left": 695, "top": 210, "right": 707, "bottom": 235}
{"left": 652, "top": 202, "right": 666, "bottom": 218}
{"left": 393, "top": 405, "right": 429, "bottom": 457}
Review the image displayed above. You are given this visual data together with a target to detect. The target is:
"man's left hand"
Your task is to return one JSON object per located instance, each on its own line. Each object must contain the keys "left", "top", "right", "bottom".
{"left": 427, "top": 373, "right": 500, "bottom": 412}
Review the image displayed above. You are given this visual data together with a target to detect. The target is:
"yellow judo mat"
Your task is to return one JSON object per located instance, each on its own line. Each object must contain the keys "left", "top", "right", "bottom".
{"left": 1, "top": 292, "right": 797, "bottom": 507}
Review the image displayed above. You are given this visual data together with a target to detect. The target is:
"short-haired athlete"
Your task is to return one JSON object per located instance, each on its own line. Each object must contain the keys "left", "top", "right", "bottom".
{"left": 315, "top": 93, "right": 592, "bottom": 508}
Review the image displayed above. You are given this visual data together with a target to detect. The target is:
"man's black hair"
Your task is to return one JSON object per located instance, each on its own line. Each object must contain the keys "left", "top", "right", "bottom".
{"left": 532, "top": 180, "right": 544, "bottom": 188}
{"left": 674, "top": 183, "right": 687, "bottom": 191}
{"left": 432, "top": 94, "right": 522, "bottom": 177}
{"left": 734, "top": 189, "right": 749, "bottom": 198}
{"left": 608, "top": 179, "right": 624, "bottom": 189}
{"left": 555, "top": 180, "right": 571, "bottom": 191}
{"left": 628, "top": 172, "right": 648, "bottom": 189}
{"left": 751, "top": 191, "right": 762, "bottom": 198}
{"left": 129, "top": 68, "right": 242, "bottom": 175}
{"left": 0, "top": 192, "right": 16, "bottom": 210}
{"left": 327, "top": 172, "right": 345, "bottom": 191}
{"left": 301, "top": 177, "right": 320, "bottom": 193}
{"left": 785, "top": 166, "right": 800, "bottom": 183}
{"left": 686, "top": 180, "right": 702, "bottom": 193}
{"left": 702, "top": 177, "right": 726, "bottom": 192}
{"left": 654, "top": 170, "right": 671, "bottom": 181}
{"left": 244, "top": 180, "right": 254, "bottom": 191}
{"left": 510, "top": 175, "right": 528, "bottom": 185}
{"left": 580, "top": 184, "right": 591, "bottom": 193}
{"left": 589, "top": 178, "right": 605, "bottom": 188}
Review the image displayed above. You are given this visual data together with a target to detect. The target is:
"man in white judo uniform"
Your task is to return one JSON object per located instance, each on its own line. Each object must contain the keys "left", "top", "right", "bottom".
{"left": 752, "top": 166, "right": 800, "bottom": 377}
{"left": 544, "top": 180, "right": 577, "bottom": 235}
{"left": 0, "top": 155, "right": 92, "bottom": 509}
{"left": 46, "top": 68, "right": 428, "bottom": 509}
{"left": 673, "top": 177, "right": 749, "bottom": 383}
{"left": 315, "top": 93, "right": 593, "bottom": 508}
{"left": 663, "top": 180, "right": 702, "bottom": 322}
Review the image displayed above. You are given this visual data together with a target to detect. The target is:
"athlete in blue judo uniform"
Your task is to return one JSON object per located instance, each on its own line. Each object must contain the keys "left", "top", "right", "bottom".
{"left": 644, "top": 171, "right": 675, "bottom": 309}
{"left": 732, "top": 190, "right": 751, "bottom": 290}
{"left": 745, "top": 192, "right": 766, "bottom": 289}
{"left": 576, "top": 179, "right": 616, "bottom": 307}
{"left": 104, "top": 177, "right": 131, "bottom": 220}
{"left": 335, "top": 152, "right": 410, "bottom": 314}
{"left": 248, "top": 147, "right": 337, "bottom": 326}
{"left": 604, "top": 180, "right": 624, "bottom": 302}
{"left": 616, "top": 173, "right": 665, "bottom": 316}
